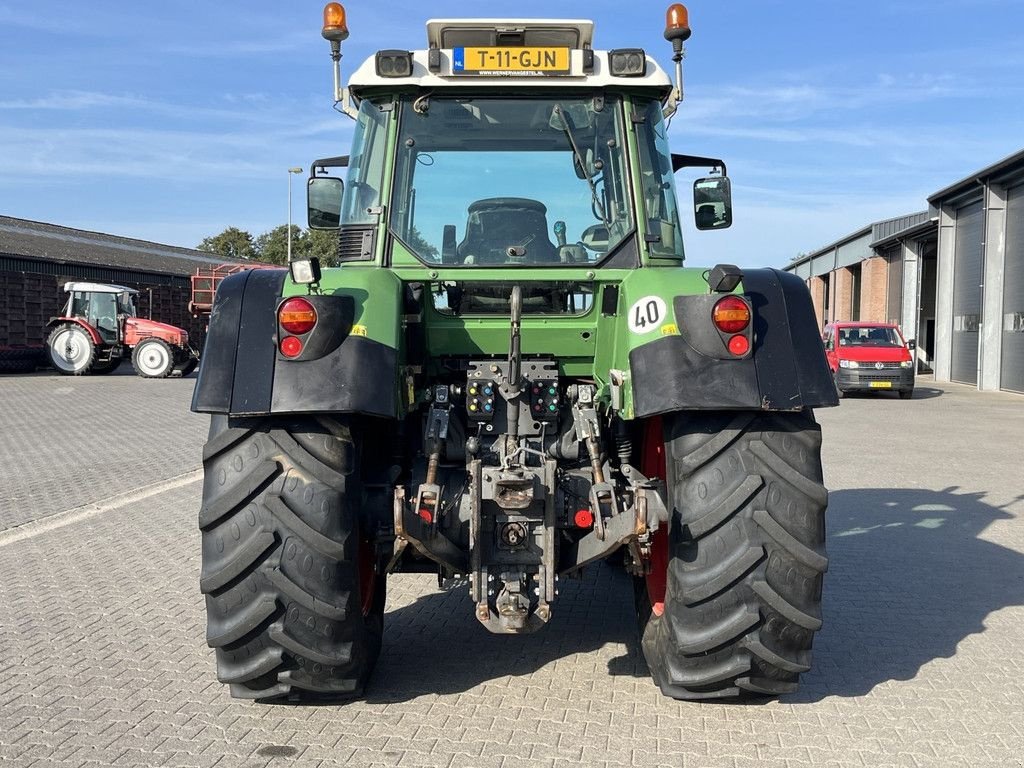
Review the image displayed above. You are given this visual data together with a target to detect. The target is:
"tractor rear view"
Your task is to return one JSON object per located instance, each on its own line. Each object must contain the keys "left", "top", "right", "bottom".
{"left": 46, "top": 282, "right": 197, "bottom": 377}
{"left": 191, "top": 4, "right": 838, "bottom": 703}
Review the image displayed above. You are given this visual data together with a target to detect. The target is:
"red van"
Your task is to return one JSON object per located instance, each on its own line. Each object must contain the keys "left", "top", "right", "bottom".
{"left": 822, "top": 322, "right": 916, "bottom": 399}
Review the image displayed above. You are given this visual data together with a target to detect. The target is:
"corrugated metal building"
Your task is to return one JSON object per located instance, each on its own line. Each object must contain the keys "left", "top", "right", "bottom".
{"left": 784, "top": 148, "right": 1024, "bottom": 394}
{"left": 0, "top": 216, "right": 228, "bottom": 353}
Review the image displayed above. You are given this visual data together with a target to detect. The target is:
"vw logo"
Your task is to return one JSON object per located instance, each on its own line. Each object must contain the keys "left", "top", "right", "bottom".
{"left": 875, "top": 362, "right": 884, "bottom": 370}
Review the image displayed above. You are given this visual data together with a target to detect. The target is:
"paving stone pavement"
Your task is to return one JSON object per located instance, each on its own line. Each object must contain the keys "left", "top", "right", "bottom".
{"left": 0, "top": 369, "right": 207, "bottom": 531}
{"left": 0, "top": 373, "right": 1023, "bottom": 767}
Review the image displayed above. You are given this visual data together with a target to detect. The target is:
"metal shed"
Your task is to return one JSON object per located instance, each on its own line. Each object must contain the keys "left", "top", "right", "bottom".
{"left": 928, "top": 148, "right": 1024, "bottom": 393}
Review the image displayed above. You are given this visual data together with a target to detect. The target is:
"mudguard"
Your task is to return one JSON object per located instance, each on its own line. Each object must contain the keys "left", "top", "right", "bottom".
{"left": 46, "top": 317, "right": 103, "bottom": 346}
{"left": 190, "top": 267, "right": 400, "bottom": 419}
{"left": 629, "top": 268, "right": 837, "bottom": 416}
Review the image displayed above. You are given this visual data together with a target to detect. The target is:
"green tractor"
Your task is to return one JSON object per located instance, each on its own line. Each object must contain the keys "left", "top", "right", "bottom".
{"left": 193, "top": 4, "right": 838, "bottom": 703}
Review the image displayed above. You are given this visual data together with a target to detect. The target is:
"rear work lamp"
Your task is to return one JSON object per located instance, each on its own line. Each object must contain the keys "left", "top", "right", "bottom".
{"left": 376, "top": 50, "right": 414, "bottom": 77}
{"left": 608, "top": 49, "right": 647, "bottom": 77}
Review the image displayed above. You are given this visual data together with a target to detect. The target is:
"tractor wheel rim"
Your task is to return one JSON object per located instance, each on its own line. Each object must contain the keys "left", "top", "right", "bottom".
{"left": 53, "top": 329, "right": 88, "bottom": 371}
{"left": 139, "top": 344, "right": 169, "bottom": 375}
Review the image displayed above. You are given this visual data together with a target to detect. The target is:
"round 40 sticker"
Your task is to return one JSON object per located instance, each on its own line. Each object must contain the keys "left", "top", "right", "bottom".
{"left": 628, "top": 295, "right": 668, "bottom": 334}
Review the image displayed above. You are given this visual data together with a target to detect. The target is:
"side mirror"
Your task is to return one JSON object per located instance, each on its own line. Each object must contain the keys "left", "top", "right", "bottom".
{"left": 694, "top": 177, "right": 733, "bottom": 230}
{"left": 907, "top": 338, "right": 916, "bottom": 350}
{"left": 307, "top": 177, "right": 344, "bottom": 230}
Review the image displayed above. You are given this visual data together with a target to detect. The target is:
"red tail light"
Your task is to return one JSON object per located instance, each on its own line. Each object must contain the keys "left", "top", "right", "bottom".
{"left": 279, "top": 297, "right": 317, "bottom": 335}
{"left": 280, "top": 336, "right": 303, "bottom": 358}
{"left": 712, "top": 296, "right": 751, "bottom": 333}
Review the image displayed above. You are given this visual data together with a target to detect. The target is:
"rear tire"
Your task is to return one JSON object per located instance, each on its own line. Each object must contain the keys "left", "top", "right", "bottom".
{"left": 91, "top": 357, "right": 121, "bottom": 375}
{"left": 47, "top": 324, "right": 96, "bottom": 375}
{"left": 199, "top": 415, "right": 385, "bottom": 702}
{"left": 636, "top": 410, "right": 828, "bottom": 700}
{"left": 132, "top": 338, "right": 174, "bottom": 378}
{"left": 175, "top": 358, "right": 198, "bottom": 377}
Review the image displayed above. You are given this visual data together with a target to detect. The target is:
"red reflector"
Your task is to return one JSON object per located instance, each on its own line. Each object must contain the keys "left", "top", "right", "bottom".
{"left": 418, "top": 507, "right": 433, "bottom": 523}
{"left": 278, "top": 297, "right": 317, "bottom": 335}
{"left": 728, "top": 334, "right": 750, "bottom": 356}
{"left": 713, "top": 295, "right": 751, "bottom": 333}
{"left": 574, "top": 509, "right": 594, "bottom": 529}
{"left": 280, "top": 335, "right": 303, "bottom": 358}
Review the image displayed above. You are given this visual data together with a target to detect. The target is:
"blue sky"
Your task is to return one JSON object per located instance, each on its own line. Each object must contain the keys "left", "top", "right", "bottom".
{"left": 1, "top": 1, "right": 1023, "bottom": 268}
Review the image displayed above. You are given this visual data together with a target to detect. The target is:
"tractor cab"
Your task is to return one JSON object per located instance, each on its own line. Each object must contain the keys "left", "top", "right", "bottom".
{"left": 62, "top": 282, "right": 137, "bottom": 345}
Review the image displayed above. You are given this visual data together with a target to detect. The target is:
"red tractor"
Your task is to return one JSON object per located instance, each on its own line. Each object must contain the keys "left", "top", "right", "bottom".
{"left": 46, "top": 282, "right": 198, "bottom": 378}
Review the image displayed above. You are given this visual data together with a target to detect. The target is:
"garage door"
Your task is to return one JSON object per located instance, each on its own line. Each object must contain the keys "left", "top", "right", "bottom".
{"left": 951, "top": 200, "right": 983, "bottom": 385}
{"left": 1002, "top": 183, "right": 1024, "bottom": 393}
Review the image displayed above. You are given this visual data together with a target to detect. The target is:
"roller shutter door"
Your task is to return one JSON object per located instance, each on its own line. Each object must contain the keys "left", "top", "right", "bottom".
{"left": 1002, "top": 183, "right": 1024, "bottom": 393}
{"left": 951, "top": 200, "right": 983, "bottom": 385}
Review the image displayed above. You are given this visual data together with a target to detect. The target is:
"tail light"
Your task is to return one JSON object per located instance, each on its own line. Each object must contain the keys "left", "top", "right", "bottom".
{"left": 278, "top": 297, "right": 317, "bottom": 335}
{"left": 712, "top": 295, "right": 751, "bottom": 334}
{"left": 280, "top": 336, "right": 304, "bottom": 358}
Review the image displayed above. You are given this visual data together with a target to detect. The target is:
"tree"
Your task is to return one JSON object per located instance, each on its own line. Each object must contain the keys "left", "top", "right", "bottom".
{"left": 408, "top": 226, "right": 439, "bottom": 260}
{"left": 253, "top": 225, "right": 307, "bottom": 266}
{"left": 309, "top": 229, "right": 339, "bottom": 267}
{"left": 197, "top": 227, "right": 256, "bottom": 261}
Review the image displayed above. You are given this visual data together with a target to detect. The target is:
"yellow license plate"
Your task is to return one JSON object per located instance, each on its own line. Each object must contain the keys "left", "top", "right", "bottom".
{"left": 869, "top": 381, "right": 893, "bottom": 388}
{"left": 454, "top": 47, "right": 570, "bottom": 75}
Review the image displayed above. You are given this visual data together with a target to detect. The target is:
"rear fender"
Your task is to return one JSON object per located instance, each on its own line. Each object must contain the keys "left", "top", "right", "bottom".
{"left": 191, "top": 267, "right": 402, "bottom": 418}
{"left": 623, "top": 268, "right": 838, "bottom": 417}
{"left": 46, "top": 317, "right": 103, "bottom": 346}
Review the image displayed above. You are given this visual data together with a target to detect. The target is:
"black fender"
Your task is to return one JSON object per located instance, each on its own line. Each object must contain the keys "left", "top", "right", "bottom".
{"left": 629, "top": 268, "right": 837, "bottom": 416}
{"left": 190, "top": 268, "right": 398, "bottom": 419}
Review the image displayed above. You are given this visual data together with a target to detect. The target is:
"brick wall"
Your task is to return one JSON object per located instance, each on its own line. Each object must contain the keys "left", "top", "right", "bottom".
{"left": 808, "top": 275, "right": 827, "bottom": 330}
{"left": 833, "top": 268, "right": 853, "bottom": 321}
{"left": 859, "top": 256, "right": 890, "bottom": 322}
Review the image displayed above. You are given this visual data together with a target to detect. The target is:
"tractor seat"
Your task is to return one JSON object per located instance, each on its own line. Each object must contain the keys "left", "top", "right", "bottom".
{"left": 458, "top": 198, "right": 559, "bottom": 265}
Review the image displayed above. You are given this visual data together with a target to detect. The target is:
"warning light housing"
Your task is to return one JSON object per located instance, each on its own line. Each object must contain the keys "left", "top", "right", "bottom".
{"left": 322, "top": 3, "right": 349, "bottom": 42}
{"left": 664, "top": 4, "right": 692, "bottom": 43}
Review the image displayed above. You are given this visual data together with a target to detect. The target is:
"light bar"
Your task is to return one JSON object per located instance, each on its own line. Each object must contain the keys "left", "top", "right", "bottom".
{"left": 376, "top": 50, "right": 413, "bottom": 78}
{"left": 608, "top": 49, "right": 647, "bottom": 77}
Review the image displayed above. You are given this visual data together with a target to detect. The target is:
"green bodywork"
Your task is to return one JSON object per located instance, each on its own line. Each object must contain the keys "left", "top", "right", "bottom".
{"left": 281, "top": 91, "right": 727, "bottom": 421}
{"left": 281, "top": 262, "right": 718, "bottom": 421}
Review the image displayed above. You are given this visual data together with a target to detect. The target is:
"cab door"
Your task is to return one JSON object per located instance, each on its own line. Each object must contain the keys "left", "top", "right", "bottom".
{"left": 86, "top": 292, "right": 119, "bottom": 345}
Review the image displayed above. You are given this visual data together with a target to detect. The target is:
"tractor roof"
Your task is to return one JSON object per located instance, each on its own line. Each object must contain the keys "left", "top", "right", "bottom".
{"left": 348, "top": 18, "right": 672, "bottom": 97}
{"left": 63, "top": 281, "right": 138, "bottom": 295}
{"left": 425, "top": 19, "right": 594, "bottom": 50}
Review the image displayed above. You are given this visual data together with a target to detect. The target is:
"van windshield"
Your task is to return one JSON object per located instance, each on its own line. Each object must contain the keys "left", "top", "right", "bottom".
{"left": 390, "top": 96, "right": 633, "bottom": 267}
{"left": 838, "top": 326, "right": 904, "bottom": 347}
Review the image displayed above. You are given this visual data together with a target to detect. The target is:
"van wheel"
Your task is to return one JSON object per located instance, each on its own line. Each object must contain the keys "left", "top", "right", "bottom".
{"left": 832, "top": 373, "right": 845, "bottom": 400}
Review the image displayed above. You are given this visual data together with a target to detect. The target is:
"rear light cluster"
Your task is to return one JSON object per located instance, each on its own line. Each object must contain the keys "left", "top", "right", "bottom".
{"left": 712, "top": 295, "right": 752, "bottom": 357}
{"left": 278, "top": 297, "right": 317, "bottom": 358}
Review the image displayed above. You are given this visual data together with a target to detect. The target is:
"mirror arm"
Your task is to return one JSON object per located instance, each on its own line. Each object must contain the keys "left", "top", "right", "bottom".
{"left": 672, "top": 153, "right": 727, "bottom": 175}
